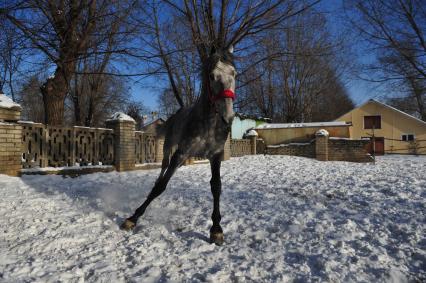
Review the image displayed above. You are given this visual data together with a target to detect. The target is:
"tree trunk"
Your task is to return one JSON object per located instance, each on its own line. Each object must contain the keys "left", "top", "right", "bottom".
{"left": 41, "top": 90, "right": 65, "bottom": 125}
{"left": 73, "top": 97, "right": 82, "bottom": 126}
{"left": 85, "top": 99, "right": 94, "bottom": 127}
{"left": 40, "top": 68, "right": 70, "bottom": 125}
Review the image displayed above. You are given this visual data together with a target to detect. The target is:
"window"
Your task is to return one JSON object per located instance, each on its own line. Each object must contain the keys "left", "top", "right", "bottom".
{"left": 364, "top": 115, "right": 381, "bottom": 129}
{"left": 402, "top": 134, "right": 415, "bottom": 141}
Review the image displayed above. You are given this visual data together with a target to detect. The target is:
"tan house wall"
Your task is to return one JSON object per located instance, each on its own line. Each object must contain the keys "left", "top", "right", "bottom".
{"left": 336, "top": 100, "right": 426, "bottom": 154}
{"left": 256, "top": 126, "right": 350, "bottom": 145}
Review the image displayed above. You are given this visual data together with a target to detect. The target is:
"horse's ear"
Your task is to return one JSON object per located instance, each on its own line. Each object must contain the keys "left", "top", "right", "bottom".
{"left": 210, "top": 45, "right": 217, "bottom": 55}
{"left": 228, "top": 45, "right": 234, "bottom": 54}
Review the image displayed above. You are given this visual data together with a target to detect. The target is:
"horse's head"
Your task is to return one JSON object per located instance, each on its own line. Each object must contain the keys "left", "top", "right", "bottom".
{"left": 207, "top": 45, "right": 236, "bottom": 125}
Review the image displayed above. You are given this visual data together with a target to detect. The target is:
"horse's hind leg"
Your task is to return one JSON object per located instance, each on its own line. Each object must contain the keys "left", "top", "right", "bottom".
{"left": 157, "top": 148, "right": 171, "bottom": 181}
{"left": 121, "top": 150, "right": 187, "bottom": 231}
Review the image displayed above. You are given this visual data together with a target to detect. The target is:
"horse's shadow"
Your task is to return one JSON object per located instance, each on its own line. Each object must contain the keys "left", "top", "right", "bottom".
{"left": 178, "top": 230, "right": 210, "bottom": 243}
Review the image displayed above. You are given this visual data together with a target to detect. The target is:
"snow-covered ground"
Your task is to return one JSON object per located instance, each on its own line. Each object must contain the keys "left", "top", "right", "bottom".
{"left": 0, "top": 155, "right": 425, "bottom": 282}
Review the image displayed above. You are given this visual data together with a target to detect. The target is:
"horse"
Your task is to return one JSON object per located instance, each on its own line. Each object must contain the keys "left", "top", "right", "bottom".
{"left": 121, "top": 46, "right": 236, "bottom": 245}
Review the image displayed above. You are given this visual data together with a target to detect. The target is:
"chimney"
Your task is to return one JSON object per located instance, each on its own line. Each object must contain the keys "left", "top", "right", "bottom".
{"left": 151, "top": 111, "right": 158, "bottom": 121}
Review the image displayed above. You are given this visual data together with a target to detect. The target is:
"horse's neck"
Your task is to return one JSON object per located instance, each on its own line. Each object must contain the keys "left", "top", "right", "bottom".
{"left": 195, "top": 79, "right": 214, "bottom": 114}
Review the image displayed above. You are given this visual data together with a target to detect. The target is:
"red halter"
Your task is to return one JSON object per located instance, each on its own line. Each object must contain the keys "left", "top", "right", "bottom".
{"left": 213, "top": 89, "right": 235, "bottom": 102}
{"left": 206, "top": 77, "right": 236, "bottom": 104}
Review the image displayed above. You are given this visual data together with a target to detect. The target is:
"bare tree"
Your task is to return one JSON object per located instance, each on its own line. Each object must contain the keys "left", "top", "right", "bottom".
{"left": 237, "top": 9, "right": 354, "bottom": 122}
{"left": 125, "top": 100, "right": 150, "bottom": 130}
{"left": 157, "top": 89, "right": 182, "bottom": 118}
{"left": 0, "top": 19, "right": 24, "bottom": 101}
{"left": 2, "top": 0, "right": 136, "bottom": 125}
{"left": 379, "top": 49, "right": 426, "bottom": 120}
{"left": 67, "top": 73, "right": 130, "bottom": 127}
{"left": 18, "top": 75, "right": 45, "bottom": 122}
{"left": 69, "top": 11, "right": 133, "bottom": 127}
{"left": 347, "top": 0, "right": 426, "bottom": 120}
{"left": 145, "top": 0, "right": 320, "bottom": 110}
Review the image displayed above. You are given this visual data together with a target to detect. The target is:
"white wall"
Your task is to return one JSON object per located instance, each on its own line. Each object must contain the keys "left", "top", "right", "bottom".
{"left": 231, "top": 116, "right": 257, "bottom": 139}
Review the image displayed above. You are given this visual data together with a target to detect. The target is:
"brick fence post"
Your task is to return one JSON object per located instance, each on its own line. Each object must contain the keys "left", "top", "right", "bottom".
{"left": 246, "top": 129, "right": 258, "bottom": 155}
{"left": 0, "top": 93, "right": 22, "bottom": 176}
{"left": 106, "top": 113, "right": 136, "bottom": 172}
{"left": 222, "top": 133, "right": 231, "bottom": 161}
{"left": 155, "top": 138, "right": 164, "bottom": 163}
{"left": 315, "top": 129, "right": 329, "bottom": 161}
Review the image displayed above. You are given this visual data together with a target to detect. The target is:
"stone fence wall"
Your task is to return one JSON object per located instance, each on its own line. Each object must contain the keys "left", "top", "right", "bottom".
{"left": 19, "top": 122, "right": 169, "bottom": 172}
{"left": 328, "top": 138, "right": 373, "bottom": 163}
{"left": 21, "top": 122, "right": 115, "bottom": 168}
{"left": 135, "top": 131, "right": 158, "bottom": 164}
{"left": 265, "top": 133, "right": 372, "bottom": 163}
{"left": 265, "top": 142, "right": 315, "bottom": 158}
{"left": 231, "top": 139, "right": 252, "bottom": 157}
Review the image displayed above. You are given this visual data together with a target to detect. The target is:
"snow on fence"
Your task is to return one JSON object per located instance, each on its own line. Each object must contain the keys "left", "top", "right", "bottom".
{"left": 21, "top": 122, "right": 114, "bottom": 168}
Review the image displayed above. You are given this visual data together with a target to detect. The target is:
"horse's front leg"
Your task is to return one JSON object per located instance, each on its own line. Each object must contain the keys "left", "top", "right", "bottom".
{"left": 209, "top": 152, "right": 224, "bottom": 245}
{"left": 121, "top": 150, "right": 187, "bottom": 231}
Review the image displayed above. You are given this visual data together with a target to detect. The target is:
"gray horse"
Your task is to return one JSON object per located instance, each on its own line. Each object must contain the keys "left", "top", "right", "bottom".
{"left": 121, "top": 46, "right": 236, "bottom": 245}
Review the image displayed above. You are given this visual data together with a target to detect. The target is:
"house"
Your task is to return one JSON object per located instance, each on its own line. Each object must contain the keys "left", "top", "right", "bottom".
{"left": 140, "top": 118, "right": 165, "bottom": 135}
{"left": 335, "top": 99, "right": 426, "bottom": 155}
{"left": 255, "top": 121, "right": 351, "bottom": 145}
{"left": 231, "top": 113, "right": 270, "bottom": 139}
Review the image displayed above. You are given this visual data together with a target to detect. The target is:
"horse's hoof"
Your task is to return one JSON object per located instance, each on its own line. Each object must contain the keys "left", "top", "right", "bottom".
{"left": 210, "top": 232, "right": 224, "bottom": 246}
{"left": 120, "top": 219, "right": 136, "bottom": 231}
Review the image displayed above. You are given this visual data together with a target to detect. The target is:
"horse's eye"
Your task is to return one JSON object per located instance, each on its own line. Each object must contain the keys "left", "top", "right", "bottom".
{"left": 209, "top": 73, "right": 215, "bottom": 81}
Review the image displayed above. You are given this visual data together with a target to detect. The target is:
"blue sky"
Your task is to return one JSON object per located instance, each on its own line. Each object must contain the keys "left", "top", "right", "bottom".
{"left": 129, "top": 79, "right": 162, "bottom": 110}
{"left": 318, "top": 0, "right": 387, "bottom": 106}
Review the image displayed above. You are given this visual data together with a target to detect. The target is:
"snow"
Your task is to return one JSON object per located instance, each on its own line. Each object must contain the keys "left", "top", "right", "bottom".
{"left": 267, "top": 142, "right": 312, "bottom": 148}
{"left": 246, "top": 129, "right": 258, "bottom": 137}
{"left": 0, "top": 155, "right": 425, "bottom": 282}
{"left": 21, "top": 165, "right": 113, "bottom": 173}
{"left": 256, "top": 121, "right": 348, "bottom": 130}
{"left": 0, "top": 93, "right": 21, "bottom": 110}
{"left": 107, "top": 112, "right": 135, "bottom": 122}
{"left": 316, "top": 129, "right": 329, "bottom": 136}
{"left": 73, "top": 126, "right": 113, "bottom": 131}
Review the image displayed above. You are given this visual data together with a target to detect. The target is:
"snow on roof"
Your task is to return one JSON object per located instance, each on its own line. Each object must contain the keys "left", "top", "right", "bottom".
{"left": 0, "top": 93, "right": 21, "bottom": 110}
{"left": 107, "top": 112, "right": 135, "bottom": 122}
{"left": 255, "top": 121, "right": 348, "bottom": 130}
